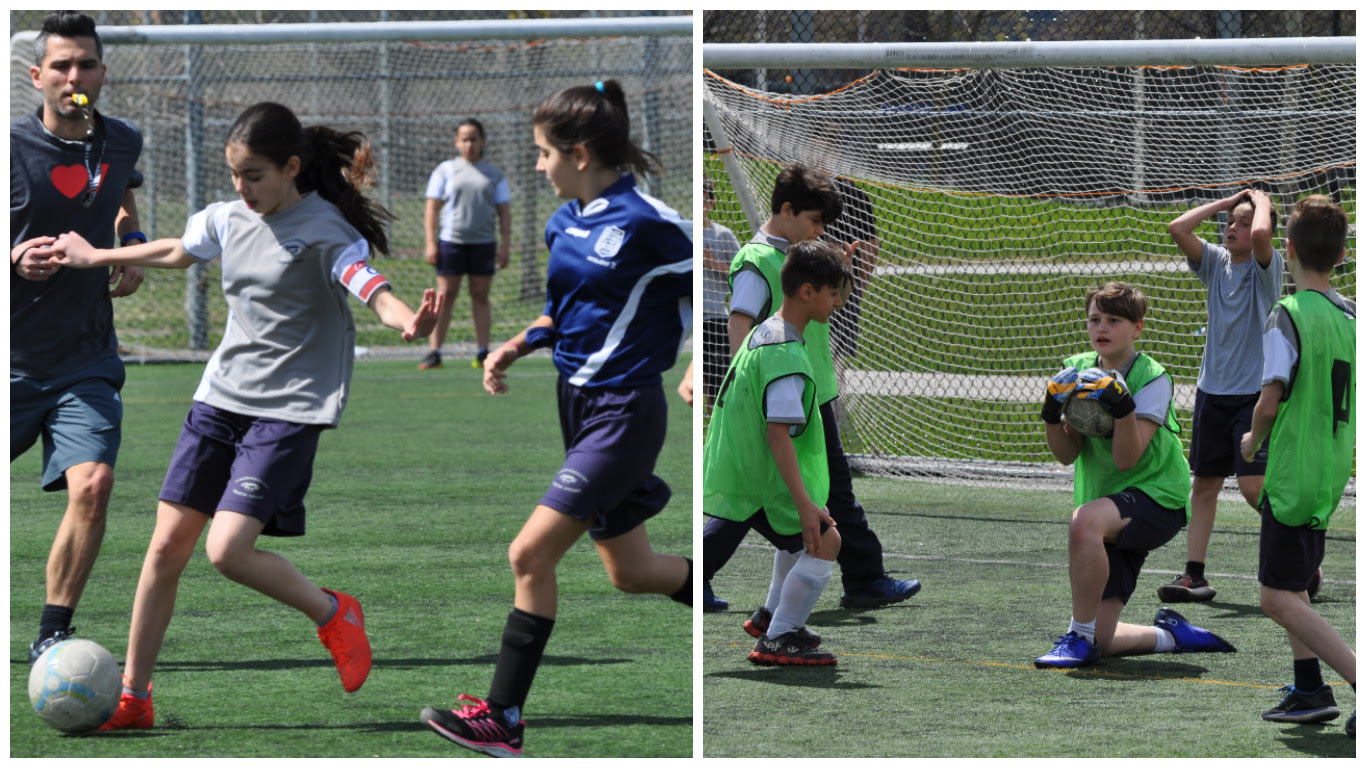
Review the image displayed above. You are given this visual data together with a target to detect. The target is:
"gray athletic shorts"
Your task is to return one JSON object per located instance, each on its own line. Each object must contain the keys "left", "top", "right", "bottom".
{"left": 10, "top": 356, "right": 125, "bottom": 492}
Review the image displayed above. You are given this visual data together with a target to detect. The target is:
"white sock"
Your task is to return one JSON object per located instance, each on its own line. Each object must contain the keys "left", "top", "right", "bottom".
{"left": 1153, "top": 626, "right": 1176, "bottom": 653}
{"left": 763, "top": 549, "right": 800, "bottom": 615}
{"left": 1068, "top": 617, "right": 1096, "bottom": 643}
{"left": 767, "top": 554, "right": 833, "bottom": 638}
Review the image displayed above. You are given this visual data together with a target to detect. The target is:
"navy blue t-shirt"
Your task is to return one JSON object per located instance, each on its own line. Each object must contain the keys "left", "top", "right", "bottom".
{"left": 542, "top": 174, "right": 692, "bottom": 388}
{"left": 11, "top": 109, "right": 143, "bottom": 379}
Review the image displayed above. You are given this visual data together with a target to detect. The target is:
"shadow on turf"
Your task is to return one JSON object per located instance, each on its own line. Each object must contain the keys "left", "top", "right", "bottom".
{"left": 92, "top": 712, "right": 691, "bottom": 736}
{"left": 707, "top": 666, "right": 867, "bottom": 690}
{"left": 806, "top": 609, "right": 886, "bottom": 627}
{"left": 1273, "top": 722, "right": 1356, "bottom": 757}
{"left": 1057, "top": 658, "right": 1219, "bottom": 681}
{"left": 147, "top": 653, "right": 628, "bottom": 673}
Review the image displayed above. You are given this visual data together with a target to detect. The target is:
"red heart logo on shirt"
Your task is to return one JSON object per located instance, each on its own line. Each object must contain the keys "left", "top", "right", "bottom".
{"left": 50, "top": 163, "right": 109, "bottom": 199}
{"left": 51, "top": 165, "right": 89, "bottom": 198}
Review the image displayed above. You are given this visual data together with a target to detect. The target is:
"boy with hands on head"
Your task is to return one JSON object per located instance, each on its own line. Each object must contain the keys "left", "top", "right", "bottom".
{"left": 1161, "top": 188, "right": 1283, "bottom": 602}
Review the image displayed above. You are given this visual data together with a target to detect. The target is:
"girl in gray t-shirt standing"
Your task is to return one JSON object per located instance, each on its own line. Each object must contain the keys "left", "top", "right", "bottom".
{"left": 420, "top": 118, "right": 513, "bottom": 371}
{"left": 52, "top": 101, "right": 443, "bottom": 731}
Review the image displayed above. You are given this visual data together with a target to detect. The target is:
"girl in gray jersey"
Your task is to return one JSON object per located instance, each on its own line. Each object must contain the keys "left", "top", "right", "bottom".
{"left": 419, "top": 117, "right": 513, "bottom": 370}
{"left": 52, "top": 102, "right": 443, "bottom": 731}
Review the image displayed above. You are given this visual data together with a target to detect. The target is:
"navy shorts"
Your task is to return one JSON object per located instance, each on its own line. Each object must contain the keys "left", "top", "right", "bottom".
{"left": 1257, "top": 497, "right": 1326, "bottom": 592}
{"left": 159, "top": 402, "right": 324, "bottom": 537}
{"left": 732, "top": 509, "right": 831, "bottom": 555}
{"left": 1099, "top": 488, "right": 1186, "bottom": 603}
{"left": 1190, "top": 389, "right": 1267, "bottom": 478}
{"left": 11, "top": 356, "right": 126, "bottom": 492}
{"left": 540, "top": 378, "right": 671, "bottom": 541}
{"left": 435, "top": 240, "right": 497, "bottom": 277}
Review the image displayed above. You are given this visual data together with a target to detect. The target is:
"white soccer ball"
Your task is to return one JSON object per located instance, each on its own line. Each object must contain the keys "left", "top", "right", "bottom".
{"left": 28, "top": 638, "right": 122, "bottom": 733}
{"left": 1061, "top": 368, "right": 1125, "bottom": 438}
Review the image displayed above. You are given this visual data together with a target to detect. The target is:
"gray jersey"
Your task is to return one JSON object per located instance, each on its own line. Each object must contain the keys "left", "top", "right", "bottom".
{"left": 181, "top": 193, "right": 371, "bottom": 426}
{"left": 1190, "top": 240, "right": 1283, "bottom": 395}
{"left": 425, "top": 158, "right": 509, "bottom": 244}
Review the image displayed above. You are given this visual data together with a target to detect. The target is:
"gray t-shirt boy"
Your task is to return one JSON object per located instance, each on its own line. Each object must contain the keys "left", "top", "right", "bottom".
{"left": 1190, "top": 240, "right": 1283, "bottom": 395}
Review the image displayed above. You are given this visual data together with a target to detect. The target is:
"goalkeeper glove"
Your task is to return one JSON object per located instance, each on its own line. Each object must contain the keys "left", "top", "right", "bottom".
{"left": 1041, "top": 366, "right": 1078, "bottom": 425}
{"left": 1075, "top": 368, "right": 1136, "bottom": 420}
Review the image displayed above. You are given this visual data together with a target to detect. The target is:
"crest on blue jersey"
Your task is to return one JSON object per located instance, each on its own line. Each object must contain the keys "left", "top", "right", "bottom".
{"left": 594, "top": 226, "right": 625, "bottom": 259}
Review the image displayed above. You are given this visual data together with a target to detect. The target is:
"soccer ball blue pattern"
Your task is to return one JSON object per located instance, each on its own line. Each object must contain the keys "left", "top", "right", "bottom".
{"left": 28, "top": 639, "right": 121, "bottom": 733}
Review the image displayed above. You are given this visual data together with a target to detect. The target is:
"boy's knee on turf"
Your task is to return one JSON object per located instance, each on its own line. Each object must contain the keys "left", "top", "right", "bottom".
{"left": 1069, "top": 500, "right": 1124, "bottom": 547}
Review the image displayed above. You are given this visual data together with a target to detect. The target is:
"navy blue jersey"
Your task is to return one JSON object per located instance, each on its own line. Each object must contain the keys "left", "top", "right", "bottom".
{"left": 542, "top": 174, "right": 692, "bottom": 388}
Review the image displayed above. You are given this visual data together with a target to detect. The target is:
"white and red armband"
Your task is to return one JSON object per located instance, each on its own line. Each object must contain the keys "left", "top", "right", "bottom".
{"left": 340, "top": 260, "right": 390, "bottom": 303}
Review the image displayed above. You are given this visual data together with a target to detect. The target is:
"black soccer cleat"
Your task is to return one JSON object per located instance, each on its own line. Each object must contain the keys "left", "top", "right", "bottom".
{"left": 748, "top": 632, "right": 837, "bottom": 666}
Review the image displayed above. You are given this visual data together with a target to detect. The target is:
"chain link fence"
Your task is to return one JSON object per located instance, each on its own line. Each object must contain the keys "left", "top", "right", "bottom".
{"left": 11, "top": 10, "right": 691, "bottom": 359}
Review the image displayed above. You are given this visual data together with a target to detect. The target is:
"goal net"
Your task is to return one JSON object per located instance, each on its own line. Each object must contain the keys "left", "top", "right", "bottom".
{"left": 703, "top": 43, "right": 1355, "bottom": 496}
{"left": 10, "top": 15, "right": 692, "bottom": 359}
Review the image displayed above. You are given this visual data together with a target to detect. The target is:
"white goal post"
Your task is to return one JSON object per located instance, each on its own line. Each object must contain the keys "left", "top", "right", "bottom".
{"left": 702, "top": 37, "right": 1355, "bottom": 497}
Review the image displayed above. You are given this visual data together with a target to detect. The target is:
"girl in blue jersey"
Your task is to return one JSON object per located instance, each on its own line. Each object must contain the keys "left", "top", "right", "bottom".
{"left": 419, "top": 80, "right": 693, "bottom": 758}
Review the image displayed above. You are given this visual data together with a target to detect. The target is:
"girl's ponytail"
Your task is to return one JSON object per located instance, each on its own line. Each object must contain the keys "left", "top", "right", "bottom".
{"left": 299, "top": 126, "right": 395, "bottom": 255}
{"left": 533, "top": 79, "right": 663, "bottom": 177}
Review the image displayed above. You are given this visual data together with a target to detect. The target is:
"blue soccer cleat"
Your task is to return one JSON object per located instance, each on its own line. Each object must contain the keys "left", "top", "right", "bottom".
{"left": 1347, "top": 710, "right": 1355, "bottom": 738}
{"left": 1034, "top": 631, "right": 1100, "bottom": 669}
{"left": 703, "top": 582, "right": 728, "bottom": 613}
{"left": 1154, "top": 607, "right": 1236, "bottom": 654}
{"left": 840, "top": 576, "right": 922, "bottom": 609}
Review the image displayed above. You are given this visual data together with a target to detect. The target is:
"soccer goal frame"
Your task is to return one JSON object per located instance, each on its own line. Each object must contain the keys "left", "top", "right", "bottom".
{"left": 702, "top": 36, "right": 1355, "bottom": 496}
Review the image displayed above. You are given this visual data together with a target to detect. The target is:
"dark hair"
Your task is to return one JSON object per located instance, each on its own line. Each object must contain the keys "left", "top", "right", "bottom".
{"left": 533, "top": 79, "right": 662, "bottom": 176}
{"left": 1085, "top": 281, "right": 1148, "bottom": 323}
{"left": 226, "top": 102, "right": 395, "bottom": 255}
{"left": 1230, "top": 190, "right": 1278, "bottom": 236}
{"left": 1287, "top": 194, "right": 1349, "bottom": 272}
{"left": 457, "top": 118, "right": 486, "bottom": 140}
{"left": 703, "top": 174, "right": 715, "bottom": 204}
{"left": 781, "top": 239, "right": 852, "bottom": 298}
{"left": 770, "top": 163, "right": 843, "bottom": 225}
{"left": 34, "top": 11, "right": 101, "bottom": 66}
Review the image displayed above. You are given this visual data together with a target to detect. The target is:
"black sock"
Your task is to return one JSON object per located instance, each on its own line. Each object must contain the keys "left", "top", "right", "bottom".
{"left": 1294, "top": 657, "right": 1324, "bottom": 692}
{"left": 488, "top": 608, "right": 555, "bottom": 717}
{"left": 1185, "top": 561, "right": 1205, "bottom": 580}
{"left": 38, "top": 604, "right": 74, "bottom": 643}
{"left": 669, "top": 558, "right": 693, "bottom": 607}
